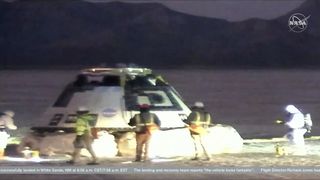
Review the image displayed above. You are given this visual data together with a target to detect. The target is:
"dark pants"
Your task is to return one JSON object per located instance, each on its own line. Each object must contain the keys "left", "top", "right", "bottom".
{"left": 191, "top": 132, "right": 210, "bottom": 160}
{"left": 72, "top": 132, "right": 97, "bottom": 163}
{"left": 135, "top": 132, "right": 151, "bottom": 161}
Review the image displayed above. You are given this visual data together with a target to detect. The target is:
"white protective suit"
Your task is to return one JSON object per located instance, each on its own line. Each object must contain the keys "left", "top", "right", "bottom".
{"left": 284, "top": 105, "right": 307, "bottom": 154}
{"left": 0, "top": 111, "right": 17, "bottom": 149}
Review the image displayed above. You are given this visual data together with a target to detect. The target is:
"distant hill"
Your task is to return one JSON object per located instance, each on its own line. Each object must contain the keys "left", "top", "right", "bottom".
{"left": 0, "top": 0, "right": 319, "bottom": 69}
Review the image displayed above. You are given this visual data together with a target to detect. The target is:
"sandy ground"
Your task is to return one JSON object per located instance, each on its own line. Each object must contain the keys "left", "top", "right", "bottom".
{"left": 2, "top": 138, "right": 320, "bottom": 179}
{"left": 1, "top": 156, "right": 320, "bottom": 180}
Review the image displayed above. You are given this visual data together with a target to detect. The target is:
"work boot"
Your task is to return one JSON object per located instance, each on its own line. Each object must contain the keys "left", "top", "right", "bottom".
{"left": 142, "top": 156, "right": 148, "bottom": 162}
{"left": 66, "top": 160, "right": 75, "bottom": 164}
{"left": 191, "top": 157, "right": 199, "bottom": 161}
{"left": 87, "top": 157, "right": 99, "bottom": 165}
{"left": 87, "top": 161, "right": 99, "bottom": 165}
{"left": 135, "top": 155, "right": 142, "bottom": 162}
{"left": 116, "top": 151, "right": 123, "bottom": 157}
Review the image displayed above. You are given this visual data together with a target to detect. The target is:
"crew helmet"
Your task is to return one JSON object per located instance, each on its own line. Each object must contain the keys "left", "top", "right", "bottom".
{"left": 3, "top": 110, "right": 15, "bottom": 118}
{"left": 139, "top": 104, "right": 150, "bottom": 110}
{"left": 194, "top": 101, "right": 204, "bottom": 108}
{"left": 77, "top": 106, "right": 89, "bottom": 113}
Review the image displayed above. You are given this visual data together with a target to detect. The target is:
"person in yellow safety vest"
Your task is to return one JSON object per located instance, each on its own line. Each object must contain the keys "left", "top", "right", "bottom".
{"left": 184, "top": 102, "right": 212, "bottom": 161}
{"left": 0, "top": 110, "right": 17, "bottom": 158}
{"left": 69, "top": 106, "right": 98, "bottom": 165}
{"left": 128, "top": 104, "right": 161, "bottom": 162}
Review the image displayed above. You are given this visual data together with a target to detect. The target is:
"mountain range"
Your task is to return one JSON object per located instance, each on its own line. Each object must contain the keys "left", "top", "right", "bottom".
{"left": 0, "top": 0, "right": 319, "bottom": 68}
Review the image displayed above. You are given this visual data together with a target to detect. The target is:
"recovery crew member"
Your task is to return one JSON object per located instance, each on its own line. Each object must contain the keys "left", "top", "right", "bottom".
{"left": 69, "top": 106, "right": 98, "bottom": 164}
{"left": 128, "top": 104, "right": 161, "bottom": 162}
{"left": 184, "top": 102, "right": 212, "bottom": 161}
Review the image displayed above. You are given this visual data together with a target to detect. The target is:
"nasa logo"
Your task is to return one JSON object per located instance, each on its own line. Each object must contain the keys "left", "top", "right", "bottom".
{"left": 288, "top": 13, "right": 310, "bottom": 33}
{"left": 102, "top": 108, "right": 117, "bottom": 117}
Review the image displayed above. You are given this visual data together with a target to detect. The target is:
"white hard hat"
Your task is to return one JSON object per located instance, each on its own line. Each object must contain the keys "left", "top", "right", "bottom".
{"left": 4, "top": 110, "right": 15, "bottom": 118}
{"left": 285, "top": 105, "right": 301, "bottom": 114}
{"left": 194, "top": 101, "right": 204, "bottom": 108}
{"left": 77, "top": 106, "right": 89, "bottom": 112}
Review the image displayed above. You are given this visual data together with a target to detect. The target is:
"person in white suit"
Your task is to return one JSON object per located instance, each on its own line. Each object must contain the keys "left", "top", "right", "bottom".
{"left": 283, "top": 105, "right": 308, "bottom": 155}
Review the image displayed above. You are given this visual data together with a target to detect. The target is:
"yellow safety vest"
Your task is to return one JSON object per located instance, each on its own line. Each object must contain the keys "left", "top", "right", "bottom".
{"left": 75, "top": 113, "right": 94, "bottom": 136}
{"left": 135, "top": 113, "right": 159, "bottom": 133}
{"left": 189, "top": 111, "right": 211, "bottom": 134}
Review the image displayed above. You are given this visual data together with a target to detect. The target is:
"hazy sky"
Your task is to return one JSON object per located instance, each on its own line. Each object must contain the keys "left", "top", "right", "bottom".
{"left": 86, "top": 0, "right": 305, "bottom": 21}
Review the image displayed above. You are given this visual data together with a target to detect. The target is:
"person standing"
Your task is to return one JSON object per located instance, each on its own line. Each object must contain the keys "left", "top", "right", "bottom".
{"left": 0, "top": 110, "right": 17, "bottom": 158}
{"left": 282, "top": 104, "right": 311, "bottom": 155}
{"left": 184, "top": 102, "right": 212, "bottom": 161}
{"left": 128, "top": 104, "right": 160, "bottom": 162}
{"left": 69, "top": 106, "right": 98, "bottom": 164}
